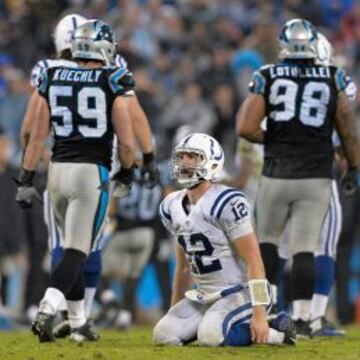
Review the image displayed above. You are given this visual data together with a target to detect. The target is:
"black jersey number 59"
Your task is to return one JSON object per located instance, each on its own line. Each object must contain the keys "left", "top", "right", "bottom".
{"left": 49, "top": 85, "right": 107, "bottom": 138}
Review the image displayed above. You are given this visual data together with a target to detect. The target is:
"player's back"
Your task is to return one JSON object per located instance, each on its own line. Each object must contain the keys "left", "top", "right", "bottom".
{"left": 37, "top": 65, "right": 134, "bottom": 170}
{"left": 251, "top": 60, "right": 347, "bottom": 179}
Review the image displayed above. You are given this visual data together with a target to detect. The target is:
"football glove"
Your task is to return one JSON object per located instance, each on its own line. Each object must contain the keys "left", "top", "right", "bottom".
{"left": 340, "top": 168, "right": 360, "bottom": 196}
{"left": 112, "top": 166, "right": 134, "bottom": 198}
{"left": 13, "top": 169, "right": 42, "bottom": 209}
{"left": 141, "top": 153, "right": 159, "bottom": 188}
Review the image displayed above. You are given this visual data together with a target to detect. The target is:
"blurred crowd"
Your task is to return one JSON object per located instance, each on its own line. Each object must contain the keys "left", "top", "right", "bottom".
{"left": 1, "top": 0, "right": 360, "bottom": 328}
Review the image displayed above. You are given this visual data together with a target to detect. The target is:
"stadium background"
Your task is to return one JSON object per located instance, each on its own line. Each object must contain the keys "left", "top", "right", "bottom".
{"left": 1, "top": 0, "right": 360, "bottom": 330}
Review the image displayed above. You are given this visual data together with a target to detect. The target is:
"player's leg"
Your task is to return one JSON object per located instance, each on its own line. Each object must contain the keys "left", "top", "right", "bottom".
{"left": 153, "top": 298, "right": 206, "bottom": 345}
{"left": 310, "top": 181, "right": 344, "bottom": 336}
{"left": 83, "top": 219, "right": 117, "bottom": 320}
{"left": 63, "top": 164, "right": 109, "bottom": 341}
{"left": 288, "top": 178, "right": 331, "bottom": 337}
{"left": 122, "top": 227, "right": 154, "bottom": 322}
{"left": 256, "top": 176, "right": 291, "bottom": 288}
{"left": 197, "top": 290, "right": 293, "bottom": 347}
{"left": 34, "top": 163, "right": 109, "bottom": 342}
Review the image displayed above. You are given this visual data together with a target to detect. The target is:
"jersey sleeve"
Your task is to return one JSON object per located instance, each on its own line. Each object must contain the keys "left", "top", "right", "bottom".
{"left": 159, "top": 197, "right": 173, "bottom": 234}
{"left": 248, "top": 67, "right": 267, "bottom": 94}
{"left": 334, "top": 67, "right": 349, "bottom": 92}
{"left": 108, "top": 67, "right": 135, "bottom": 97}
{"left": 213, "top": 191, "right": 254, "bottom": 241}
{"left": 30, "top": 60, "right": 49, "bottom": 88}
{"left": 37, "top": 68, "right": 50, "bottom": 98}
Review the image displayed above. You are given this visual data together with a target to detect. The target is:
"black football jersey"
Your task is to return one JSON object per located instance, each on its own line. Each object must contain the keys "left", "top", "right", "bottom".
{"left": 249, "top": 60, "right": 348, "bottom": 179}
{"left": 38, "top": 66, "right": 135, "bottom": 170}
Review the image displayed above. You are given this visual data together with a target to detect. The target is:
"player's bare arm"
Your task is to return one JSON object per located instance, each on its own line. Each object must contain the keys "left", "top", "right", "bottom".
{"left": 112, "top": 96, "right": 135, "bottom": 169}
{"left": 20, "top": 90, "right": 41, "bottom": 149}
{"left": 233, "top": 232, "right": 270, "bottom": 344}
{"left": 23, "top": 96, "right": 51, "bottom": 171}
{"left": 334, "top": 91, "right": 360, "bottom": 169}
{"left": 236, "top": 94, "right": 266, "bottom": 144}
{"left": 130, "top": 95, "right": 154, "bottom": 154}
{"left": 171, "top": 244, "right": 192, "bottom": 306}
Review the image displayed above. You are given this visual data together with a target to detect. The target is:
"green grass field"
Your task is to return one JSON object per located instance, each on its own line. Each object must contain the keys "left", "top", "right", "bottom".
{"left": 1, "top": 326, "right": 360, "bottom": 360}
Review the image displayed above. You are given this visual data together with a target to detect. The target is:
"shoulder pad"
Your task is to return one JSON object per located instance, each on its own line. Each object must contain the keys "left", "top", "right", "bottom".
{"left": 108, "top": 68, "right": 135, "bottom": 95}
{"left": 248, "top": 66, "right": 269, "bottom": 94}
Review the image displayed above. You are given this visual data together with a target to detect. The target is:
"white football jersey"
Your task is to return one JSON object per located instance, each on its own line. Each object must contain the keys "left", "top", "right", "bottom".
{"left": 160, "top": 184, "right": 254, "bottom": 293}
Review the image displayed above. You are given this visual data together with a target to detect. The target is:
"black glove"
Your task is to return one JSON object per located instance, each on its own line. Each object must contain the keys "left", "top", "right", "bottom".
{"left": 13, "top": 169, "right": 42, "bottom": 209}
{"left": 340, "top": 167, "right": 360, "bottom": 196}
{"left": 141, "top": 152, "right": 160, "bottom": 188}
{"left": 112, "top": 166, "right": 135, "bottom": 198}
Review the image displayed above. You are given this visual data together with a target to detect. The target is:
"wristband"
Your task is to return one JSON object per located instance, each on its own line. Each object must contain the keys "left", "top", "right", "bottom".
{"left": 19, "top": 169, "right": 35, "bottom": 186}
{"left": 143, "top": 152, "right": 154, "bottom": 165}
{"left": 248, "top": 279, "right": 271, "bottom": 306}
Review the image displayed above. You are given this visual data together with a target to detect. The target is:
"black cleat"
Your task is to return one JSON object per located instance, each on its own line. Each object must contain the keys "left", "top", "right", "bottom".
{"left": 69, "top": 321, "right": 100, "bottom": 343}
{"left": 269, "top": 312, "right": 297, "bottom": 345}
{"left": 294, "top": 319, "right": 312, "bottom": 339}
{"left": 53, "top": 320, "right": 71, "bottom": 338}
{"left": 31, "top": 312, "right": 56, "bottom": 343}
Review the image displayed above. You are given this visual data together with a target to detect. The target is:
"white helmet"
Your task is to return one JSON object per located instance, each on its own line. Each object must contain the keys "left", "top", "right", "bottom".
{"left": 54, "top": 14, "right": 87, "bottom": 55}
{"left": 278, "top": 19, "right": 318, "bottom": 59}
{"left": 316, "top": 32, "right": 333, "bottom": 66}
{"left": 172, "top": 133, "right": 225, "bottom": 188}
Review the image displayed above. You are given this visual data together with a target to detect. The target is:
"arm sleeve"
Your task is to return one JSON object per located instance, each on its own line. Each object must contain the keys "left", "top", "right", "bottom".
{"left": 215, "top": 193, "right": 254, "bottom": 241}
{"left": 248, "top": 68, "right": 267, "bottom": 94}
{"left": 108, "top": 67, "right": 135, "bottom": 97}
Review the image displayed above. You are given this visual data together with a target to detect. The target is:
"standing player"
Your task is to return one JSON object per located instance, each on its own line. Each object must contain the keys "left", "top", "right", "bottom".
{"left": 236, "top": 19, "right": 360, "bottom": 337}
{"left": 20, "top": 13, "right": 159, "bottom": 336}
{"left": 15, "top": 19, "right": 136, "bottom": 342}
{"left": 153, "top": 133, "right": 295, "bottom": 347}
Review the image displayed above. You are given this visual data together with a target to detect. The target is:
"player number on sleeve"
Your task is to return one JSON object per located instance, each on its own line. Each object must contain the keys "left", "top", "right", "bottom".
{"left": 269, "top": 79, "right": 330, "bottom": 127}
{"left": 49, "top": 85, "right": 107, "bottom": 138}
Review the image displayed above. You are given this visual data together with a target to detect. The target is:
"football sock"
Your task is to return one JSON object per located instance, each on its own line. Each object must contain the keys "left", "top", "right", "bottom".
{"left": 67, "top": 299, "right": 86, "bottom": 328}
{"left": 260, "top": 243, "right": 279, "bottom": 284}
{"left": 84, "top": 287, "right": 97, "bottom": 318}
{"left": 310, "top": 255, "right": 334, "bottom": 319}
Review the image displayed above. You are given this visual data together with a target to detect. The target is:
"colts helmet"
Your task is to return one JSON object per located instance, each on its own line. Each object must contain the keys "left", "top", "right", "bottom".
{"left": 172, "top": 133, "right": 225, "bottom": 188}
{"left": 54, "top": 14, "right": 87, "bottom": 56}
{"left": 278, "top": 19, "right": 318, "bottom": 59}
{"left": 71, "top": 19, "right": 116, "bottom": 66}
{"left": 316, "top": 33, "right": 333, "bottom": 66}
